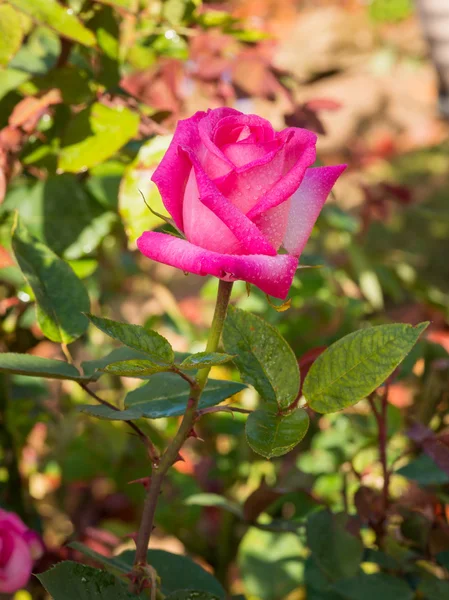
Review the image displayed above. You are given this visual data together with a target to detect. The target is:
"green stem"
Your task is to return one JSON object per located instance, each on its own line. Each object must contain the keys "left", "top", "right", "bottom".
{"left": 133, "top": 280, "right": 234, "bottom": 572}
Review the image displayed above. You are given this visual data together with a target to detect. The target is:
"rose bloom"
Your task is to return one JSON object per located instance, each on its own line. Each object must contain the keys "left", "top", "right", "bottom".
{"left": 0, "top": 509, "right": 44, "bottom": 593}
{"left": 138, "top": 108, "right": 346, "bottom": 299}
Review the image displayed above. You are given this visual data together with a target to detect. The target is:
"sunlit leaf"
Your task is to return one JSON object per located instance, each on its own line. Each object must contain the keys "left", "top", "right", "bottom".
{"left": 246, "top": 405, "right": 309, "bottom": 459}
{"left": 12, "top": 216, "right": 90, "bottom": 343}
{"left": 86, "top": 315, "right": 174, "bottom": 364}
{"left": 58, "top": 102, "right": 139, "bottom": 173}
{"left": 9, "top": 0, "right": 96, "bottom": 46}
{"left": 180, "top": 352, "right": 234, "bottom": 370}
{"left": 223, "top": 306, "right": 300, "bottom": 409}
{"left": 101, "top": 359, "right": 172, "bottom": 377}
{"left": 118, "top": 135, "right": 172, "bottom": 247}
{"left": 303, "top": 322, "right": 428, "bottom": 413}
{"left": 0, "top": 5, "right": 24, "bottom": 66}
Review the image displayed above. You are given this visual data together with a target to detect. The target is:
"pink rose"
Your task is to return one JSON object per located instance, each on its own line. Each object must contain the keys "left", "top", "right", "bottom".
{"left": 0, "top": 509, "right": 44, "bottom": 593}
{"left": 137, "top": 108, "right": 345, "bottom": 299}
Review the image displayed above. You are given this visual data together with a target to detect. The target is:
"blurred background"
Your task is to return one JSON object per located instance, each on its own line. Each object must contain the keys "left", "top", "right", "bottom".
{"left": 1, "top": 0, "right": 449, "bottom": 598}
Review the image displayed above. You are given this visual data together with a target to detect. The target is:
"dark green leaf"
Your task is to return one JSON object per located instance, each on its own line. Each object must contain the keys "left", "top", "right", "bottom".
{"left": 79, "top": 404, "right": 143, "bottom": 421}
{"left": 12, "top": 216, "right": 90, "bottom": 343}
{"left": 86, "top": 315, "right": 174, "bottom": 364}
{"left": 3, "top": 175, "right": 116, "bottom": 259}
{"left": 31, "top": 66, "right": 92, "bottom": 104}
{"left": 102, "top": 359, "right": 172, "bottom": 377}
{"left": 246, "top": 405, "right": 309, "bottom": 459}
{"left": 307, "top": 510, "right": 363, "bottom": 580}
{"left": 180, "top": 352, "right": 234, "bottom": 370}
{"left": 166, "top": 593, "right": 221, "bottom": 600}
{"left": 333, "top": 573, "right": 414, "bottom": 600}
{"left": 223, "top": 306, "right": 300, "bottom": 409}
{"left": 58, "top": 102, "right": 139, "bottom": 173}
{"left": 185, "top": 493, "right": 243, "bottom": 518}
{"left": 124, "top": 374, "right": 245, "bottom": 419}
{"left": 81, "top": 347, "right": 153, "bottom": 380}
{"left": 303, "top": 322, "right": 428, "bottom": 413}
{"left": 437, "top": 550, "right": 449, "bottom": 570}
{"left": 419, "top": 576, "right": 449, "bottom": 600}
{"left": 238, "top": 527, "right": 304, "bottom": 600}
{"left": 397, "top": 454, "right": 449, "bottom": 486}
{"left": 80, "top": 376, "right": 245, "bottom": 421}
{"left": 9, "top": 0, "right": 96, "bottom": 46}
{"left": 68, "top": 544, "right": 225, "bottom": 598}
{"left": 37, "top": 561, "right": 146, "bottom": 599}
{"left": 9, "top": 26, "right": 59, "bottom": 75}
{"left": 0, "top": 353, "right": 86, "bottom": 381}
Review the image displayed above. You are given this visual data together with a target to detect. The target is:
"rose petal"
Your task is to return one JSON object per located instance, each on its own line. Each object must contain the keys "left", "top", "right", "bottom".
{"left": 182, "top": 168, "right": 244, "bottom": 255}
{"left": 283, "top": 164, "right": 347, "bottom": 257}
{"left": 0, "top": 534, "right": 32, "bottom": 594}
{"left": 137, "top": 232, "right": 298, "bottom": 299}
{"left": 0, "top": 511, "right": 27, "bottom": 535}
{"left": 182, "top": 148, "right": 277, "bottom": 256}
{"left": 151, "top": 110, "right": 206, "bottom": 230}
{"left": 246, "top": 128, "right": 317, "bottom": 220}
{"left": 216, "top": 128, "right": 316, "bottom": 216}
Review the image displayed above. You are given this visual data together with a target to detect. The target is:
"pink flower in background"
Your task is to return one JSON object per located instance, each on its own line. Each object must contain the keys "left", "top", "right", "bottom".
{"left": 0, "top": 509, "right": 44, "bottom": 593}
{"left": 138, "top": 108, "right": 346, "bottom": 299}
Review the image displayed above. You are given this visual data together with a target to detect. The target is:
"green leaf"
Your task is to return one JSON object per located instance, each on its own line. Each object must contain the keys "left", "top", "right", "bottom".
{"left": 102, "top": 359, "right": 172, "bottom": 377}
{"left": 3, "top": 175, "right": 116, "bottom": 260}
{"left": 303, "top": 322, "right": 428, "bottom": 414}
{"left": 180, "top": 352, "right": 234, "bottom": 370}
{"left": 9, "top": 26, "right": 59, "bottom": 75}
{"left": 93, "top": 0, "right": 134, "bottom": 10}
{"left": 185, "top": 493, "right": 243, "bottom": 518}
{"left": 9, "top": 0, "right": 96, "bottom": 46}
{"left": 12, "top": 216, "right": 90, "bottom": 343}
{"left": 0, "top": 68, "right": 29, "bottom": 101}
{"left": 81, "top": 347, "right": 153, "bottom": 380}
{"left": 419, "top": 576, "right": 449, "bottom": 600}
{"left": 396, "top": 453, "right": 449, "bottom": 486}
{"left": 307, "top": 510, "right": 363, "bottom": 580}
{"left": 118, "top": 135, "right": 172, "bottom": 247}
{"left": 86, "top": 315, "right": 174, "bottom": 364}
{"left": 125, "top": 374, "right": 245, "bottom": 418}
{"left": 68, "top": 544, "right": 225, "bottom": 599}
{"left": 223, "top": 306, "right": 300, "bottom": 409}
{"left": 333, "top": 573, "right": 414, "bottom": 600}
{"left": 79, "top": 404, "right": 143, "bottom": 420}
{"left": 245, "top": 405, "right": 309, "bottom": 459}
{"left": 238, "top": 527, "right": 304, "bottom": 600}
{"left": 80, "top": 375, "right": 246, "bottom": 421}
{"left": 0, "top": 5, "right": 23, "bottom": 66}
{"left": 30, "top": 65, "right": 92, "bottom": 104}
{"left": 37, "top": 561, "right": 146, "bottom": 599}
{"left": 0, "top": 353, "right": 86, "bottom": 381}
{"left": 58, "top": 103, "right": 139, "bottom": 173}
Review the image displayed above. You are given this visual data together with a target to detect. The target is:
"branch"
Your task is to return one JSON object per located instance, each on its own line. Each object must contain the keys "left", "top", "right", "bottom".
{"left": 78, "top": 383, "right": 159, "bottom": 466}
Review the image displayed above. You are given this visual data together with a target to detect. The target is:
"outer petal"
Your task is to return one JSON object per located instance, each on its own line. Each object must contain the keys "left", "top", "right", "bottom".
{"left": 0, "top": 534, "right": 32, "bottom": 594}
{"left": 137, "top": 232, "right": 298, "bottom": 299}
{"left": 182, "top": 148, "right": 277, "bottom": 256}
{"left": 283, "top": 165, "right": 347, "bottom": 257}
{"left": 151, "top": 111, "right": 206, "bottom": 230}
